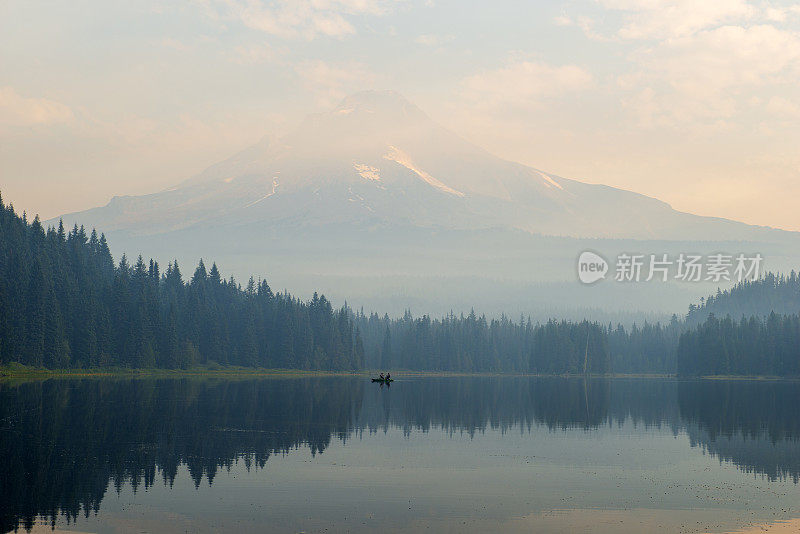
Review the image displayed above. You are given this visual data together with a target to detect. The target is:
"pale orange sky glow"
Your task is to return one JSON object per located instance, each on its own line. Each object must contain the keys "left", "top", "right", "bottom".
{"left": 2, "top": 0, "right": 800, "bottom": 230}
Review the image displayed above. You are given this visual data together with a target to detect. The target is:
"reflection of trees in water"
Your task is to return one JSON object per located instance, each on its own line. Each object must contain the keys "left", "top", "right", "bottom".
{"left": 687, "top": 428, "right": 800, "bottom": 483}
{"left": 678, "top": 381, "right": 800, "bottom": 483}
{"left": 358, "top": 377, "right": 611, "bottom": 436}
{"left": 0, "top": 378, "right": 364, "bottom": 533}
{"left": 3, "top": 377, "right": 800, "bottom": 532}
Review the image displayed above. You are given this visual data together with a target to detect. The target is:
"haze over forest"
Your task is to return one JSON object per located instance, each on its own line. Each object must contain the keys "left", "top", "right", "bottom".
{"left": 6, "top": 3, "right": 800, "bottom": 534}
{"left": 4, "top": 0, "right": 800, "bottom": 320}
{"left": 47, "top": 90, "right": 800, "bottom": 319}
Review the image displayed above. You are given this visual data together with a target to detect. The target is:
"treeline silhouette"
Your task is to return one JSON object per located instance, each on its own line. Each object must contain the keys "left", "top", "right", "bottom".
{"left": 1, "top": 197, "right": 613, "bottom": 373}
{"left": 358, "top": 310, "right": 685, "bottom": 376}
{"left": 3, "top": 193, "right": 799, "bottom": 375}
{"left": 3, "top": 376, "right": 800, "bottom": 532}
{"left": 686, "top": 271, "right": 800, "bottom": 324}
{"left": 677, "top": 312, "right": 800, "bottom": 376}
{"left": 602, "top": 273, "right": 800, "bottom": 376}
{"left": 353, "top": 274, "right": 800, "bottom": 376}
{"left": 0, "top": 195, "right": 363, "bottom": 370}
{"left": 606, "top": 317, "right": 682, "bottom": 374}
{"left": 601, "top": 272, "right": 800, "bottom": 376}
{"left": 356, "top": 311, "right": 609, "bottom": 373}
{"left": 675, "top": 273, "right": 800, "bottom": 376}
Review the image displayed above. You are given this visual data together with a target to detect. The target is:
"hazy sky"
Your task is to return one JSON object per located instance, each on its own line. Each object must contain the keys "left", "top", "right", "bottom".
{"left": 2, "top": 0, "right": 800, "bottom": 230}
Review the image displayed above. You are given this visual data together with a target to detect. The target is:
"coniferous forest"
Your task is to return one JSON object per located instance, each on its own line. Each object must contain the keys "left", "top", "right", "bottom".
{"left": 2, "top": 193, "right": 800, "bottom": 375}
{"left": 0, "top": 195, "right": 611, "bottom": 373}
{"left": 676, "top": 274, "right": 800, "bottom": 376}
{"left": 677, "top": 313, "right": 800, "bottom": 376}
{"left": 685, "top": 272, "right": 800, "bottom": 324}
{"left": 355, "top": 311, "right": 609, "bottom": 373}
{"left": 0, "top": 195, "right": 364, "bottom": 370}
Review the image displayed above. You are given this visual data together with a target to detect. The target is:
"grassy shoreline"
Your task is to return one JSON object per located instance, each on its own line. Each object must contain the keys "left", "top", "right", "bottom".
{"left": 0, "top": 364, "right": 671, "bottom": 381}
{"left": 0, "top": 363, "right": 365, "bottom": 381}
{"left": 2, "top": 363, "right": 797, "bottom": 382}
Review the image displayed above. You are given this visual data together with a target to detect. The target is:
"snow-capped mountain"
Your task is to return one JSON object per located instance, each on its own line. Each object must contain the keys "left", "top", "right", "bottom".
{"left": 53, "top": 91, "right": 800, "bottom": 316}
{"left": 57, "top": 90, "right": 791, "bottom": 241}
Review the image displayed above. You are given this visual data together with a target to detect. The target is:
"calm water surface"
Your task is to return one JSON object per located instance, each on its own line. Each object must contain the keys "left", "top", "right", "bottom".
{"left": 2, "top": 376, "right": 800, "bottom": 533}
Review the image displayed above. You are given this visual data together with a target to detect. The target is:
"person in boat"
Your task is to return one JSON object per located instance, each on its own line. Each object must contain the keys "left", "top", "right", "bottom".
{"left": 379, "top": 373, "right": 384, "bottom": 380}
{"left": 385, "top": 373, "right": 391, "bottom": 380}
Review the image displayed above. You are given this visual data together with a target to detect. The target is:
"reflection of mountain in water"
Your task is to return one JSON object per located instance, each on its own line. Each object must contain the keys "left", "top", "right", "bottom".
{"left": 2, "top": 377, "right": 800, "bottom": 532}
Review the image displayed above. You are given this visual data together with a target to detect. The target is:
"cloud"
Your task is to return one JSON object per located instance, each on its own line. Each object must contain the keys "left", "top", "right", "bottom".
{"left": 552, "top": 14, "right": 613, "bottom": 41}
{"left": 764, "top": 6, "right": 788, "bottom": 23}
{"left": 622, "top": 24, "right": 800, "bottom": 126}
{"left": 161, "top": 37, "right": 194, "bottom": 52}
{"left": 766, "top": 96, "right": 800, "bottom": 118}
{"left": 569, "top": 0, "right": 800, "bottom": 42}
{"left": 598, "top": 0, "right": 756, "bottom": 40}
{"left": 461, "top": 60, "right": 593, "bottom": 109}
{"left": 0, "top": 87, "right": 74, "bottom": 127}
{"left": 554, "top": 2, "right": 800, "bottom": 129}
{"left": 659, "top": 25, "right": 800, "bottom": 91}
{"left": 201, "top": 0, "right": 398, "bottom": 40}
{"left": 414, "top": 34, "right": 454, "bottom": 47}
{"left": 553, "top": 14, "right": 572, "bottom": 27}
{"left": 231, "top": 43, "right": 278, "bottom": 64}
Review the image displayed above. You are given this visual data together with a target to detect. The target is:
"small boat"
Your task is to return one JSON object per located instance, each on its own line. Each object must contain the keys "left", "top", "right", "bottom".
{"left": 371, "top": 377, "right": 394, "bottom": 383}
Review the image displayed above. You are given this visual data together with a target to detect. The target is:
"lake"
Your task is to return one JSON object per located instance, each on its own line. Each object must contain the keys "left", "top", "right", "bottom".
{"left": 2, "top": 376, "right": 800, "bottom": 533}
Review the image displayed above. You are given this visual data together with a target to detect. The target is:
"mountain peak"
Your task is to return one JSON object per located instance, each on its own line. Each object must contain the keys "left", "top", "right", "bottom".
{"left": 54, "top": 88, "right": 797, "bottom": 246}
{"left": 334, "top": 90, "right": 424, "bottom": 119}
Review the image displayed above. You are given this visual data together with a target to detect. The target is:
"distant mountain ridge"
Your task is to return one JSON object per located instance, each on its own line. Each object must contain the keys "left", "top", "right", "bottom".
{"left": 51, "top": 90, "right": 800, "bottom": 316}
{"left": 55, "top": 90, "right": 796, "bottom": 242}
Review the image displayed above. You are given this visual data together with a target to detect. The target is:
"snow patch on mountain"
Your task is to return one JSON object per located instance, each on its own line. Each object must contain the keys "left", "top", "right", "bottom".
{"left": 52, "top": 90, "right": 798, "bottom": 245}
{"left": 354, "top": 163, "right": 381, "bottom": 181}
{"left": 537, "top": 171, "right": 563, "bottom": 190}
{"left": 347, "top": 186, "right": 375, "bottom": 212}
{"left": 244, "top": 178, "right": 279, "bottom": 208}
{"left": 383, "top": 145, "right": 465, "bottom": 197}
